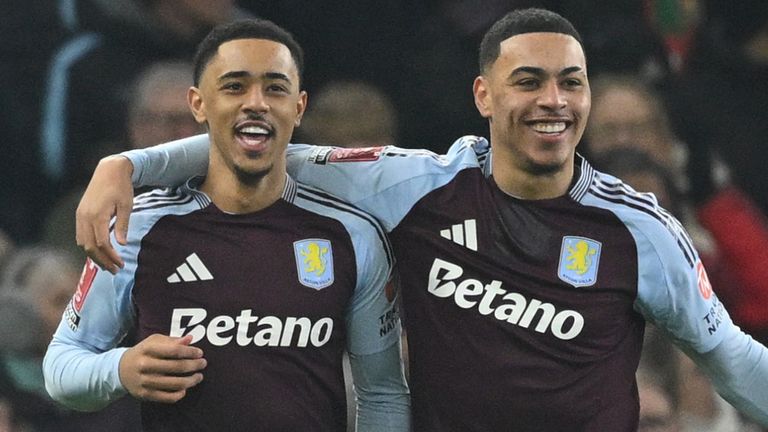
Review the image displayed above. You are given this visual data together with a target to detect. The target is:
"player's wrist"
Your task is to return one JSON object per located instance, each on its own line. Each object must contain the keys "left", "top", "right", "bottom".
{"left": 98, "top": 155, "right": 134, "bottom": 179}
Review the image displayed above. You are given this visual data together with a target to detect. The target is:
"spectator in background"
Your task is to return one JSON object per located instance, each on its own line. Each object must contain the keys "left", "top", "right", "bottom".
{"left": 0, "top": 397, "right": 21, "bottom": 432}
{"left": 667, "top": 0, "right": 768, "bottom": 216}
{"left": 0, "top": 232, "right": 15, "bottom": 276}
{"left": 0, "top": 247, "right": 141, "bottom": 432}
{"left": 585, "top": 73, "right": 688, "bottom": 189}
{"left": 0, "top": 247, "right": 80, "bottom": 330}
{"left": 636, "top": 367, "right": 681, "bottom": 432}
{"left": 41, "top": 60, "right": 201, "bottom": 263}
{"left": 125, "top": 60, "right": 203, "bottom": 150}
{"left": 0, "top": 0, "right": 77, "bottom": 244}
{"left": 297, "top": 80, "right": 397, "bottom": 148}
{"left": 641, "top": 0, "right": 703, "bottom": 75}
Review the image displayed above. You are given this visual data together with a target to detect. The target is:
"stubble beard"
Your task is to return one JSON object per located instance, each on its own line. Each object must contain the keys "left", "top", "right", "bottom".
{"left": 234, "top": 163, "right": 273, "bottom": 187}
{"left": 525, "top": 158, "right": 564, "bottom": 176}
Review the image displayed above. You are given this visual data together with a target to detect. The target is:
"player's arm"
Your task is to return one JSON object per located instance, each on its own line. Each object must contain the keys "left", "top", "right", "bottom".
{"left": 286, "top": 136, "right": 489, "bottom": 232}
{"left": 345, "top": 220, "right": 410, "bottom": 430}
{"left": 76, "top": 134, "right": 209, "bottom": 273}
{"left": 349, "top": 343, "right": 410, "bottom": 431}
{"left": 43, "top": 257, "right": 132, "bottom": 410}
{"left": 44, "top": 334, "right": 129, "bottom": 411}
{"left": 633, "top": 220, "right": 768, "bottom": 426}
{"left": 45, "top": 332, "right": 206, "bottom": 411}
{"left": 682, "top": 324, "right": 768, "bottom": 425}
{"left": 44, "top": 254, "right": 207, "bottom": 410}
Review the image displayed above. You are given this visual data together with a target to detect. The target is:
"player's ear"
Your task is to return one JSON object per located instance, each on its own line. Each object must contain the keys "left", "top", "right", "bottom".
{"left": 187, "top": 87, "right": 207, "bottom": 124}
{"left": 473, "top": 76, "right": 493, "bottom": 119}
{"left": 294, "top": 90, "right": 308, "bottom": 127}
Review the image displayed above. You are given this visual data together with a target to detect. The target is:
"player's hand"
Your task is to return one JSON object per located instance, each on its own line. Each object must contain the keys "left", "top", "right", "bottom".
{"left": 119, "top": 334, "right": 207, "bottom": 404}
{"left": 76, "top": 155, "right": 135, "bottom": 274}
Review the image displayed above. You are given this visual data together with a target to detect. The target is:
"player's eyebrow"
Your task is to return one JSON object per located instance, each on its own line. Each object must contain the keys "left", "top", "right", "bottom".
{"left": 264, "top": 72, "right": 292, "bottom": 84}
{"left": 217, "top": 70, "right": 293, "bottom": 85}
{"left": 509, "top": 65, "right": 584, "bottom": 78}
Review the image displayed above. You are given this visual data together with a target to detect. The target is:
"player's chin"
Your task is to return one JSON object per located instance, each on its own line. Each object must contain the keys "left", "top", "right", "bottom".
{"left": 525, "top": 154, "right": 568, "bottom": 175}
{"left": 234, "top": 163, "right": 273, "bottom": 185}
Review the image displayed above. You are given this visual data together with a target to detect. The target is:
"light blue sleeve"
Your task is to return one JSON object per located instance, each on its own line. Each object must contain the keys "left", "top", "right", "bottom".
{"left": 350, "top": 344, "right": 411, "bottom": 431}
{"left": 122, "top": 134, "right": 210, "bottom": 188}
{"left": 683, "top": 324, "right": 768, "bottom": 426}
{"left": 43, "top": 255, "right": 137, "bottom": 411}
{"left": 286, "top": 136, "right": 488, "bottom": 231}
{"left": 337, "top": 190, "right": 409, "bottom": 429}
{"left": 630, "top": 220, "right": 727, "bottom": 353}
{"left": 344, "top": 217, "right": 399, "bottom": 356}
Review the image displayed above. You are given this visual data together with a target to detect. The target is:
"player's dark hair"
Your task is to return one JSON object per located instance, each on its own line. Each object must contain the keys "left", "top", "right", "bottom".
{"left": 479, "top": 8, "right": 583, "bottom": 74}
{"left": 192, "top": 19, "right": 304, "bottom": 87}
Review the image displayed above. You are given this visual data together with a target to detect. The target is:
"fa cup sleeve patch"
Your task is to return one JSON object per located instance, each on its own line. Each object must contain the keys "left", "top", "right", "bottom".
{"left": 65, "top": 258, "right": 99, "bottom": 330}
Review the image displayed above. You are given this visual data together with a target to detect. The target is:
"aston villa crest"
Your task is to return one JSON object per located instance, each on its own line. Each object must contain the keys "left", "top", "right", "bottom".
{"left": 294, "top": 239, "right": 334, "bottom": 289}
{"left": 558, "top": 236, "right": 601, "bottom": 288}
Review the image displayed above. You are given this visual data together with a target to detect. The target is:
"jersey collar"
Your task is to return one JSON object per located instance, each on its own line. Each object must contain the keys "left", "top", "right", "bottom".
{"left": 181, "top": 174, "right": 299, "bottom": 204}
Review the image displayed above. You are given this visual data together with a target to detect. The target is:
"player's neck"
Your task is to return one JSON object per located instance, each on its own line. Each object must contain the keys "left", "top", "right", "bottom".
{"left": 491, "top": 152, "right": 574, "bottom": 200}
{"left": 201, "top": 163, "right": 286, "bottom": 214}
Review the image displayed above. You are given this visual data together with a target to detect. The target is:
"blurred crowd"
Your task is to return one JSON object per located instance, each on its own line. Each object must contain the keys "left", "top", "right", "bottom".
{"left": 1, "top": 0, "right": 768, "bottom": 430}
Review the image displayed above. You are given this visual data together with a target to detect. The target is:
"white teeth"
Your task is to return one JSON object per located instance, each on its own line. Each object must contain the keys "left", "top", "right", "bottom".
{"left": 239, "top": 125, "right": 269, "bottom": 134}
{"left": 531, "top": 122, "right": 566, "bottom": 133}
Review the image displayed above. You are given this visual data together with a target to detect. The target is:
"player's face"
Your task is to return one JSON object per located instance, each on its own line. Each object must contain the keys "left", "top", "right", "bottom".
{"left": 189, "top": 38, "right": 306, "bottom": 182}
{"left": 474, "top": 32, "right": 590, "bottom": 175}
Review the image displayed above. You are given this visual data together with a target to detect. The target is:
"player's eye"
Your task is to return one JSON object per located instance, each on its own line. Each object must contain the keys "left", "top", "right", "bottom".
{"left": 267, "top": 83, "right": 289, "bottom": 93}
{"left": 562, "top": 78, "right": 582, "bottom": 89}
{"left": 516, "top": 78, "right": 540, "bottom": 89}
{"left": 221, "top": 82, "right": 243, "bottom": 92}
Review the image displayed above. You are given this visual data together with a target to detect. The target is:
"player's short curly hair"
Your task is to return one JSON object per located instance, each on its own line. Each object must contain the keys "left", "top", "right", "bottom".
{"left": 478, "top": 8, "right": 583, "bottom": 74}
{"left": 192, "top": 19, "right": 304, "bottom": 87}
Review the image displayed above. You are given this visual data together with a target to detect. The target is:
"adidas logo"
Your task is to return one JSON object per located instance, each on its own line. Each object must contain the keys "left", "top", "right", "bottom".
{"left": 440, "top": 219, "right": 478, "bottom": 251}
{"left": 167, "top": 253, "right": 214, "bottom": 283}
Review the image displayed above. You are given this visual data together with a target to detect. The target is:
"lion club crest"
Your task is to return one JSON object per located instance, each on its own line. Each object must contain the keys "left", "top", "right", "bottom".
{"left": 294, "top": 239, "right": 334, "bottom": 289}
{"left": 558, "top": 236, "right": 602, "bottom": 288}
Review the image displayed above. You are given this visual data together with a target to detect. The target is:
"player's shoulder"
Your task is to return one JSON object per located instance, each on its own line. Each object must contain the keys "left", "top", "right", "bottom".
{"left": 586, "top": 170, "right": 671, "bottom": 227}
{"left": 585, "top": 168, "right": 698, "bottom": 267}
{"left": 132, "top": 182, "right": 207, "bottom": 216}
{"left": 124, "top": 182, "right": 208, "bottom": 239}
{"left": 291, "top": 180, "right": 385, "bottom": 237}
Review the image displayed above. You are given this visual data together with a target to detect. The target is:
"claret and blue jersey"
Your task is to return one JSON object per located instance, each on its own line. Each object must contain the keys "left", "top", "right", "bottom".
{"left": 45, "top": 175, "right": 400, "bottom": 432}
{"left": 284, "top": 136, "right": 731, "bottom": 431}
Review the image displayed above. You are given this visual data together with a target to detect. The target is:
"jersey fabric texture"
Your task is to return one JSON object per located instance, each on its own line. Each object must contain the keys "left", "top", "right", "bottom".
{"left": 45, "top": 175, "right": 399, "bottom": 432}
{"left": 283, "top": 138, "right": 731, "bottom": 431}
{"left": 120, "top": 134, "right": 768, "bottom": 431}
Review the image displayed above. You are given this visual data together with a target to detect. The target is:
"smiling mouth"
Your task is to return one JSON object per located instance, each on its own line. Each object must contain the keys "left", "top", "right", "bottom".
{"left": 529, "top": 121, "right": 567, "bottom": 134}
{"left": 235, "top": 124, "right": 274, "bottom": 151}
